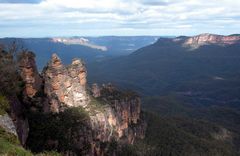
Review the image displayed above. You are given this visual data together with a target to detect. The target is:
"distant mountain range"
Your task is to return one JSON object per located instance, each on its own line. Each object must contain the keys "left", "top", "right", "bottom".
{"left": 88, "top": 33, "right": 240, "bottom": 96}
{"left": 0, "top": 36, "right": 159, "bottom": 70}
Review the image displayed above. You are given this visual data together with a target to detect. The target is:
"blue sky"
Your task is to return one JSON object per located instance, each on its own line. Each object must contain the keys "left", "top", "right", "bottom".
{"left": 0, "top": 0, "right": 239, "bottom": 37}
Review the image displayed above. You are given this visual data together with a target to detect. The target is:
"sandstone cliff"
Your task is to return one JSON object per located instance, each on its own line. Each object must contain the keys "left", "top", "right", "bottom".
{"left": 42, "top": 54, "right": 89, "bottom": 112}
{"left": 18, "top": 52, "right": 42, "bottom": 98}
{"left": 173, "top": 33, "right": 240, "bottom": 49}
{"left": 17, "top": 52, "right": 145, "bottom": 155}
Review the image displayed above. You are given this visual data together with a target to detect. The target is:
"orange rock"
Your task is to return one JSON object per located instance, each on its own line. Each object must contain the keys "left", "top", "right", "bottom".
{"left": 18, "top": 51, "right": 42, "bottom": 98}
{"left": 79, "top": 72, "right": 87, "bottom": 86}
{"left": 184, "top": 34, "right": 240, "bottom": 48}
{"left": 51, "top": 53, "right": 62, "bottom": 68}
{"left": 51, "top": 82, "right": 60, "bottom": 90}
{"left": 59, "top": 93, "right": 65, "bottom": 103}
{"left": 25, "top": 85, "right": 36, "bottom": 97}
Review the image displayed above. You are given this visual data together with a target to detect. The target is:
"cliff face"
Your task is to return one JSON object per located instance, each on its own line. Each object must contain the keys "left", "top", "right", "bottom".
{"left": 18, "top": 52, "right": 145, "bottom": 155}
{"left": 174, "top": 34, "right": 240, "bottom": 48}
{"left": 8, "top": 96, "right": 29, "bottom": 147}
{"left": 0, "top": 114, "right": 17, "bottom": 135}
{"left": 52, "top": 37, "right": 107, "bottom": 51}
{"left": 0, "top": 50, "right": 29, "bottom": 147}
{"left": 18, "top": 52, "right": 42, "bottom": 98}
{"left": 87, "top": 83, "right": 145, "bottom": 148}
{"left": 42, "top": 54, "right": 89, "bottom": 112}
{"left": 94, "top": 84, "right": 144, "bottom": 140}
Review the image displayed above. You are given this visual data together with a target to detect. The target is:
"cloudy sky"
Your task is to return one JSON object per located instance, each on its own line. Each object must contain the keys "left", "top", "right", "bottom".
{"left": 0, "top": 0, "right": 239, "bottom": 37}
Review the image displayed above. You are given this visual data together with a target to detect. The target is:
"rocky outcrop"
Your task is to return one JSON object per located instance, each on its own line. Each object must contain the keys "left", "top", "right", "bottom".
{"left": 42, "top": 54, "right": 89, "bottom": 112}
{"left": 18, "top": 53, "right": 145, "bottom": 155}
{"left": 18, "top": 52, "right": 42, "bottom": 98}
{"left": 91, "top": 83, "right": 101, "bottom": 98}
{"left": 0, "top": 114, "right": 17, "bottom": 135}
{"left": 84, "top": 83, "right": 145, "bottom": 155}
{"left": 52, "top": 37, "right": 107, "bottom": 51}
{"left": 174, "top": 34, "right": 240, "bottom": 48}
{"left": 93, "top": 84, "right": 145, "bottom": 141}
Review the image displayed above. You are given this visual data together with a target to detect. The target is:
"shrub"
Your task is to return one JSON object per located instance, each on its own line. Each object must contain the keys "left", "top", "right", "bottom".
{"left": 26, "top": 107, "right": 90, "bottom": 154}
{"left": 0, "top": 95, "right": 9, "bottom": 115}
{"left": 0, "top": 127, "right": 32, "bottom": 156}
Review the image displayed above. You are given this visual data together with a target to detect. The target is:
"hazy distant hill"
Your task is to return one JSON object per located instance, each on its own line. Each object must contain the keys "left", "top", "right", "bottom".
{"left": 0, "top": 36, "right": 159, "bottom": 70}
{"left": 88, "top": 33, "right": 240, "bottom": 96}
{"left": 84, "top": 36, "right": 160, "bottom": 55}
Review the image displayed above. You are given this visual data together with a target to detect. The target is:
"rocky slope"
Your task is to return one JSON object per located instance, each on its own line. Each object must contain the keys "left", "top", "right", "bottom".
{"left": 0, "top": 36, "right": 159, "bottom": 70}
{"left": 17, "top": 52, "right": 145, "bottom": 155}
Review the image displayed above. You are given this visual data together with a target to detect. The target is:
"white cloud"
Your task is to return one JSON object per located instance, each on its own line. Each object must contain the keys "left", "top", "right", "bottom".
{"left": 0, "top": 0, "right": 239, "bottom": 37}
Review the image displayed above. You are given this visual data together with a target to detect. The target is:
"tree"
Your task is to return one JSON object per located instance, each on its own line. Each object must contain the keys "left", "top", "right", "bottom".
{"left": 0, "top": 41, "right": 24, "bottom": 96}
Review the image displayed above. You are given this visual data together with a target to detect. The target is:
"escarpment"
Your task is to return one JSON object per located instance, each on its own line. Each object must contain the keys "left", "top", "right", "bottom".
{"left": 171, "top": 33, "right": 240, "bottom": 49}
{"left": 184, "top": 33, "right": 240, "bottom": 46}
{"left": 17, "top": 52, "right": 145, "bottom": 155}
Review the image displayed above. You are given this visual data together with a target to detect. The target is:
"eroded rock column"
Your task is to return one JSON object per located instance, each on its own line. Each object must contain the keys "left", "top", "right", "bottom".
{"left": 18, "top": 51, "right": 42, "bottom": 98}
{"left": 42, "top": 54, "right": 89, "bottom": 112}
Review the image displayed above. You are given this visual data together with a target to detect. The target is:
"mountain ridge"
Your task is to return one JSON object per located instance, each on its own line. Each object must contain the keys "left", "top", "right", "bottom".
{"left": 88, "top": 33, "right": 240, "bottom": 95}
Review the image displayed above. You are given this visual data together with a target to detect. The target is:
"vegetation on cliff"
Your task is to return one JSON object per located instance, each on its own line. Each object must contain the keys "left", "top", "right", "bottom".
{"left": 0, "top": 126, "right": 32, "bottom": 156}
{"left": 0, "top": 125, "right": 60, "bottom": 156}
{"left": 26, "top": 107, "right": 90, "bottom": 154}
{"left": 0, "top": 95, "right": 9, "bottom": 115}
{"left": 0, "top": 43, "right": 24, "bottom": 96}
{"left": 117, "top": 111, "right": 238, "bottom": 156}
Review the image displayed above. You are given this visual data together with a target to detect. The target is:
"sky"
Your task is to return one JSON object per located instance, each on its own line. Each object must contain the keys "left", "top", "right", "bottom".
{"left": 0, "top": 0, "right": 240, "bottom": 37}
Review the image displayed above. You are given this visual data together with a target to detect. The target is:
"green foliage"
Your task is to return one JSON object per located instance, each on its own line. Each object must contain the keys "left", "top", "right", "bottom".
{"left": 0, "top": 126, "right": 19, "bottom": 145}
{"left": 117, "top": 144, "right": 138, "bottom": 156}
{"left": 0, "top": 95, "right": 9, "bottom": 115}
{"left": 143, "top": 94, "right": 240, "bottom": 154}
{"left": 119, "top": 112, "right": 238, "bottom": 156}
{"left": 100, "top": 87, "right": 138, "bottom": 101}
{"left": 106, "top": 140, "right": 118, "bottom": 154}
{"left": 87, "top": 96, "right": 107, "bottom": 114}
{"left": 0, "top": 126, "right": 61, "bottom": 156}
{"left": 0, "top": 50, "right": 23, "bottom": 96}
{"left": 142, "top": 95, "right": 192, "bottom": 117}
{"left": 0, "top": 138, "right": 32, "bottom": 156}
{"left": 35, "top": 151, "right": 62, "bottom": 156}
{"left": 26, "top": 107, "right": 90, "bottom": 154}
{"left": 0, "top": 126, "right": 32, "bottom": 156}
